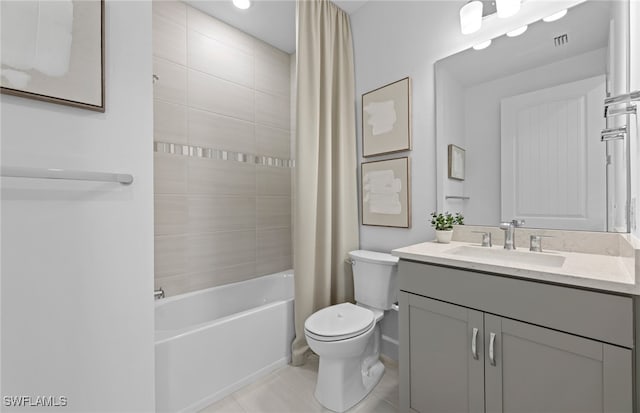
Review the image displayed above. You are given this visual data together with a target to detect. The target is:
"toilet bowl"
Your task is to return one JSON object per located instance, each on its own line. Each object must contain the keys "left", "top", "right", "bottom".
{"left": 304, "top": 250, "right": 398, "bottom": 412}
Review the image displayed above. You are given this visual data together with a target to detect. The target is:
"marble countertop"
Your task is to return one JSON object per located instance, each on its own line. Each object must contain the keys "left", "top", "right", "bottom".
{"left": 392, "top": 240, "right": 639, "bottom": 295}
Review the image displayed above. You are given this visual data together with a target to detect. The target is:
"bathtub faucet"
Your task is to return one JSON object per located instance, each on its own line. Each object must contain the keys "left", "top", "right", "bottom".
{"left": 154, "top": 287, "right": 165, "bottom": 300}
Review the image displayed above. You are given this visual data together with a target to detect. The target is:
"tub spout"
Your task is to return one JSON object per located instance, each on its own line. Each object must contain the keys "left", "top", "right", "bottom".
{"left": 154, "top": 288, "right": 165, "bottom": 300}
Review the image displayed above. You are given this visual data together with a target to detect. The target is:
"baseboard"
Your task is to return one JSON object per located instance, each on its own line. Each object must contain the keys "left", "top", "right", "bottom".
{"left": 381, "top": 334, "right": 399, "bottom": 362}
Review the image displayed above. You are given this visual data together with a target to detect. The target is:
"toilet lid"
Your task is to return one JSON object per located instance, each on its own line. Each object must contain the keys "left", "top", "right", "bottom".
{"left": 305, "top": 303, "right": 375, "bottom": 341}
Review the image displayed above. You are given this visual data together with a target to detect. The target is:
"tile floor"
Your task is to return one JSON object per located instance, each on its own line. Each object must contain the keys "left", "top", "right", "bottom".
{"left": 199, "top": 354, "right": 399, "bottom": 413}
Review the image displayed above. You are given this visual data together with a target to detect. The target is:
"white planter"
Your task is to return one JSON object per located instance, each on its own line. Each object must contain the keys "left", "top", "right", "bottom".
{"left": 435, "top": 230, "right": 453, "bottom": 243}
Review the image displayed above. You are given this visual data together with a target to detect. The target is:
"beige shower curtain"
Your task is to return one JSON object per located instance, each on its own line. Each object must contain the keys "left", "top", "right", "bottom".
{"left": 291, "top": 0, "right": 360, "bottom": 366}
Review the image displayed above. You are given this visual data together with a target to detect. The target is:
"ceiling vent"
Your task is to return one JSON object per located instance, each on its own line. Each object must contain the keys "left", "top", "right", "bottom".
{"left": 554, "top": 33, "right": 569, "bottom": 47}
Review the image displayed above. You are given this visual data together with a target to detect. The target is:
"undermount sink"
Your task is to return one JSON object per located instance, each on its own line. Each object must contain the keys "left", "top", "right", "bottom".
{"left": 445, "top": 245, "right": 566, "bottom": 268}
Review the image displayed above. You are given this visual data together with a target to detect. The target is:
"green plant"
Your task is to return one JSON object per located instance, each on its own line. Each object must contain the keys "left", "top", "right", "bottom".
{"left": 430, "top": 212, "right": 464, "bottom": 231}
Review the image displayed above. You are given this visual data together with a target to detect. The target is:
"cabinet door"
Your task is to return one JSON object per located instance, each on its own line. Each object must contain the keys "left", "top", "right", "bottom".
{"left": 399, "top": 292, "right": 484, "bottom": 413}
{"left": 484, "top": 315, "right": 632, "bottom": 413}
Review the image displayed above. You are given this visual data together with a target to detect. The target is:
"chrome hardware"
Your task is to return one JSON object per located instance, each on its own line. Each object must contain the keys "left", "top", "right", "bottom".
{"left": 530, "top": 235, "right": 553, "bottom": 252}
{"left": 605, "top": 105, "right": 636, "bottom": 118}
{"left": 154, "top": 288, "right": 165, "bottom": 300}
{"left": 445, "top": 195, "right": 470, "bottom": 200}
{"left": 471, "top": 327, "right": 479, "bottom": 360}
{"left": 601, "top": 126, "right": 627, "bottom": 142}
{"left": 499, "top": 219, "right": 524, "bottom": 250}
{"left": 472, "top": 231, "right": 492, "bottom": 247}
{"left": 489, "top": 332, "right": 496, "bottom": 366}
{"left": 604, "top": 90, "right": 640, "bottom": 107}
{"left": 1, "top": 166, "right": 134, "bottom": 185}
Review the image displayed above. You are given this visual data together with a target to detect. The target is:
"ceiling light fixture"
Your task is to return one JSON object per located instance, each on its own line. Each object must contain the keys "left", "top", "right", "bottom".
{"left": 506, "top": 25, "right": 528, "bottom": 37}
{"left": 473, "top": 39, "right": 492, "bottom": 50}
{"left": 460, "top": 1, "right": 483, "bottom": 35}
{"left": 543, "top": 9, "right": 567, "bottom": 22}
{"left": 233, "top": 0, "right": 251, "bottom": 10}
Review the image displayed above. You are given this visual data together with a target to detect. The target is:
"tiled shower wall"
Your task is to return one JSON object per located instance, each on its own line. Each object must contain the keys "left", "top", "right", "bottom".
{"left": 152, "top": 1, "right": 293, "bottom": 296}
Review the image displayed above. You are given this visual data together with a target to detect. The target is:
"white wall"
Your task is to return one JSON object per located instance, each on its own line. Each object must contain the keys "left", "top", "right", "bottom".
{"left": 0, "top": 2, "right": 155, "bottom": 411}
{"left": 351, "top": 0, "right": 584, "bottom": 253}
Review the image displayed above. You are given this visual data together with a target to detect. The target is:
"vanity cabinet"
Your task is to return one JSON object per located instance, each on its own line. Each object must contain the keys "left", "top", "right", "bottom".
{"left": 399, "top": 260, "right": 634, "bottom": 413}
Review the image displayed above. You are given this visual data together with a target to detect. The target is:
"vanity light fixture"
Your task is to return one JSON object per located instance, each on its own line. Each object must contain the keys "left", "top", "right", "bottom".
{"left": 473, "top": 39, "right": 492, "bottom": 50}
{"left": 496, "top": 0, "right": 521, "bottom": 18}
{"left": 506, "top": 25, "right": 528, "bottom": 37}
{"left": 460, "top": 0, "right": 483, "bottom": 34}
{"left": 543, "top": 9, "right": 567, "bottom": 22}
{"left": 232, "top": 0, "right": 251, "bottom": 10}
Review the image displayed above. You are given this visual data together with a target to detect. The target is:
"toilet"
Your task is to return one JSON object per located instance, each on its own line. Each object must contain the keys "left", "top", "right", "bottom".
{"left": 304, "top": 250, "right": 399, "bottom": 412}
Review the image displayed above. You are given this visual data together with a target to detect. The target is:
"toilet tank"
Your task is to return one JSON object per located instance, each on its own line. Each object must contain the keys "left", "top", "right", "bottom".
{"left": 349, "top": 250, "right": 399, "bottom": 310}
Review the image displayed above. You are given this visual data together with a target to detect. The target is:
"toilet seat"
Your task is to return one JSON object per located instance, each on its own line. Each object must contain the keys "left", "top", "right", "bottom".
{"left": 305, "top": 303, "right": 375, "bottom": 342}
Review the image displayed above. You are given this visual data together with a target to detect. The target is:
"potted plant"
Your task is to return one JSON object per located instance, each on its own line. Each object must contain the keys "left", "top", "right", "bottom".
{"left": 430, "top": 212, "right": 464, "bottom": 243}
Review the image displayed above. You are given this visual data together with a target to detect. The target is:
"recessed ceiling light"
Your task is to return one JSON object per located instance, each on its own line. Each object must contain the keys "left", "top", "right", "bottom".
{"left": 506, "top": 25, "right": 528, "bottom": 37}
{"left": 233, "top": 0, "right": 251, "bottom": 10}
{"left": 473, "top": 39, "right": 492, "bottom": 50}
{"left": 543, "top": 9, "right": 567, "bottom": 22}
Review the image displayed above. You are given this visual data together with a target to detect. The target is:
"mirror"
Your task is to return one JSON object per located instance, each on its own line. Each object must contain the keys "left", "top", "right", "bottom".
{"left": 436, "top": 0, "right": 631, "bottom": 232}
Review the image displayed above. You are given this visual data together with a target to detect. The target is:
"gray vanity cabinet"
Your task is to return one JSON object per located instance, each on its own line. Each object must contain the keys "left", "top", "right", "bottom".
{"left": 400, "top": 293, "right": 484, "bottom": 412}
{"left": 483, "top": 314, "right": 632, "bottom": 413}
{"left": 399, "top": 260, "right": 634, "bottom": 413}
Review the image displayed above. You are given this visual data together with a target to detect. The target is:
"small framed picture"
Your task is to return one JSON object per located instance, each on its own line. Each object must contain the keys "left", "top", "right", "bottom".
{"left": 361, "top": 157, "right": 410, "bottom": 228}
{"left": 448, "top": 144, "right": 465, "bottom": 181}
{"left": 362, "top": 77, "right": 411, "bottom": 157}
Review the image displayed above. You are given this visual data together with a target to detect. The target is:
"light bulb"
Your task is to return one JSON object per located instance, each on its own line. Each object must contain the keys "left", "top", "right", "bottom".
{"left": 460, "top": 1, "right": 483, "bottom": 35}
{"left": 496, "top": 0, "right": 520, "bottom": 18}
{"left": 543, "top": 9, "right": 567, "bottom": 22}
{"left": 233, "top": 0, "right": 251, "bottom": 10}
{"left": 473, "top": 39, "right": 492, "bottom": 50}
{"left": 506, "top": 25, "right": 528, "bottom": 37}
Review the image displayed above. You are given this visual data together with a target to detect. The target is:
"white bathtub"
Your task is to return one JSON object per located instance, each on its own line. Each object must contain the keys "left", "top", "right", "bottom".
{"left": 155, "top": 271, "right": 295, "bottom": 412}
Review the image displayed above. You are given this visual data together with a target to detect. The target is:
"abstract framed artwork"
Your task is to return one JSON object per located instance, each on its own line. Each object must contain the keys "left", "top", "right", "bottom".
{"left": 0, "top": 0, "right": 105, "bottom": 112}
{"left": 362, "top": 77, "right": 411, "bottom": 157}
{"left": 361, "top": 157, "right": 411, "bottom": 228}
{"left": 448, "top": 144, "right": 465, "bottom": 181}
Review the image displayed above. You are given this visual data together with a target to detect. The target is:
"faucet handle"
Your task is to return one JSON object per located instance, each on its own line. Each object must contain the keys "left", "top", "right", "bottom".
{"left": 530, "top": 235, "right": 552, "bottom": 252}
{"left": 472, "top": 231, "right": 492, "bottom": 247}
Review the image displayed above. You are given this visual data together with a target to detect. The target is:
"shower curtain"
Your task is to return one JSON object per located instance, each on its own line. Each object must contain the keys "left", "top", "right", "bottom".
{"left": 291, "top": 0, "right": 360, "bottom": 366}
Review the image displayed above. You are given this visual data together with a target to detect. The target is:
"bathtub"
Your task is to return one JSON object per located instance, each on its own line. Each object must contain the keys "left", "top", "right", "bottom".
{"left": 155, "top": 271, "right": 295, "bottom": 412}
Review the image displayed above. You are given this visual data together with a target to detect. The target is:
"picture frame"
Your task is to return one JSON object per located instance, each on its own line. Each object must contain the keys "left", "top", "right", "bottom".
{"left": 448, "top": 144, "right": 465, "bottom": 181}
{"left": 0, "top": 0, "right": 105, "bottom": 112}
{"left": 362, "top": 77, "right": 411, "bottom": 157}
{"left": 361, "top": 157, "right": 411, "bottom": 228}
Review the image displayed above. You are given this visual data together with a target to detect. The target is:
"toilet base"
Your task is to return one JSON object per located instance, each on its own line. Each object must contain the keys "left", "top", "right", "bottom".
{"left": 313, "top": 326, "right": 384, "bottom": 412}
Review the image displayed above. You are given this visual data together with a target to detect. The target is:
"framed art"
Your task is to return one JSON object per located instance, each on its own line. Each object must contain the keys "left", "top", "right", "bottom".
{"left": 362, "top": 77, "right": 411, "bottom": 157}
{"left": 361, "top": 157, "right": 411, "bottom": 228}
{"left": 448, "top": 144, "right": 465, "bottom": 180}
{"left": 0, "top": 0, "right": 105, "bottom": 112}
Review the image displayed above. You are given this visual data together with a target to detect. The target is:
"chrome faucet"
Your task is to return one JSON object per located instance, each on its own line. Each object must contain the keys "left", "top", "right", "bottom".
{"left": 472, "top": 231, "right": 492, "bottom": 247}
{"left": 499, "top": 219, "right": 525, "bottom": 250}
{"left": 154, "top": 287, "right": 165, "bottom": 300}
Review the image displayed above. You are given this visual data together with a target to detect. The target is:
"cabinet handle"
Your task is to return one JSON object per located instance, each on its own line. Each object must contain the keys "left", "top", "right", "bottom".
{"left": 489, "top": 332, "right": 496, "bottom": 366}
{"left": 471, "top": 327, "right": 479, "bottom": 360}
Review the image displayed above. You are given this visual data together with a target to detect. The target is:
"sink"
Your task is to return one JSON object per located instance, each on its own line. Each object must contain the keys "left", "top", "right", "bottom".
{"left": 445, "top": 245, "right": 566, "bottom": 268}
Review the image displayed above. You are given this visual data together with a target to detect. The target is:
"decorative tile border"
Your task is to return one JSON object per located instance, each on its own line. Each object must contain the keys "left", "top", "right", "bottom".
{"left": 154, "top": 141, "right": 295, "bottom": 168}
